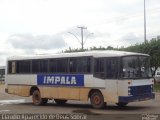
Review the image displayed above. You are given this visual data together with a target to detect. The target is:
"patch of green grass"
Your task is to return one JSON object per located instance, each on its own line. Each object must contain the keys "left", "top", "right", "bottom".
{"left": 154, "top": 83, "right": 160, "bottom": 92}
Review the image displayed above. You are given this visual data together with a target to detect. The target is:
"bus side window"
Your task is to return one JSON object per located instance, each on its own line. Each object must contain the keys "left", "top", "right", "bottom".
{"left": 16, "top": 60, "right": 31, "bottom": 73}
{"left": 49, "top": 59, "right": 57, "bottom": 73}
{"left": 56, "top": 58, "right": 68, "bottom": 73}
{"left": 32, "top": 60, "right": 39, "bottom": 73}
{"left": 69, "top": 58, "right": 77, "bottom": 73}
{"left": 69, "top": 57, "right": 91, "bottom": 73}
{"left": 77, "top": 57, "right": 91, "bottom": 73}
{"left": 12, "top": 62, "right": 16, "bottom": 74}
{"left": 32, "top": 59, "right": 48, "bottom": 73}
{"left": 94, "top": 58, "right": 105, "bottom": 79}
{"left": 8, "top": 61, "right": 16, "bottom": 74}
{"left": 106, "top": 58, "right": 118, "bottom": 79}
{"left": 39, "top": 59, "right": 48, "bottom": 73}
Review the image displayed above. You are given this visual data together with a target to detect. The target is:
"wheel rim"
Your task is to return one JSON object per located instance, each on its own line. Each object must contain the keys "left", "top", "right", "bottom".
{"left": 33, "top": 91, "right": 41, "bottom": 104}
{"left": 93, "top": 95, "right": 101, "bottom": 105}
{"left": 34, "top": 94, "right": 40, "bottom": 102}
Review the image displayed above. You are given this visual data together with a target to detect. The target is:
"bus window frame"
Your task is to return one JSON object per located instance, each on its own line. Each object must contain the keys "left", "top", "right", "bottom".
{"left": 16, "top": 60, "right": 32, "bottom": 74}
{"left": 71, "top": 56, "right": 93, "bottom": 74}
{"left": 93, "top": 57, "right": 105, "bottom": 79}
{"left": 7, "top": 56, "right": 93, "bottom": 75}
{"left": 119, "top": 55, "right": 152, "bottom": 79}
{"left": 93, "top": 57, "right": 119, "bottom": 80}
{"left": 8, "top": 61, "right": 16, "bottom": 74}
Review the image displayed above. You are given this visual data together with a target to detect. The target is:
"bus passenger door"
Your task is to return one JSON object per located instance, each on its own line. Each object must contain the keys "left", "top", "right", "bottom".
{"left": 105, "top": 58, "right": 118, "bottom": 103}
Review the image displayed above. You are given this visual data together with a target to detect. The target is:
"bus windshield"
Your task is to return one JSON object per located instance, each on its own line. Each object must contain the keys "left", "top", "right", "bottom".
{"left": 120, "top": 56, "right": 152, "bottom": 79}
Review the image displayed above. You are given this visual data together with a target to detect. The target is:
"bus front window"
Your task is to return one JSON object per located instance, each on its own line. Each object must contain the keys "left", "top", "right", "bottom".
{"left": 121, "top": 56, "right": 152, "bottom": 79}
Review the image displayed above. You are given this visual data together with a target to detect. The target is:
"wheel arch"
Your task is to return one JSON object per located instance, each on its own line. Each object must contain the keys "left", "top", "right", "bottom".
{"left": 88, "top": 89, "right": 103, "bottom": 99}
{"left": 30, "top": 86, "right": 39, "bottom": 96}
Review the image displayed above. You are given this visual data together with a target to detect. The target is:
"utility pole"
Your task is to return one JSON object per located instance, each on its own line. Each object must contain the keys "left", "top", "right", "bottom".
{"left": 68, "top": 26, "right": 93, "bottom": 51}
{"left": 144, "top": 0, "right": 147, "bottom": 44}
{"left": 77, "top": 26, "right": 87, "bottom": 50}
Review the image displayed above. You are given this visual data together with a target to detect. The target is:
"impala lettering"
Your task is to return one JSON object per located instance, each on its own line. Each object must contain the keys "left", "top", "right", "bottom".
{"left": 37, "top": 74, "right": 84, "bottom": 86}
{"left": 43, "top": 76, "right": 77, "bottom": 85}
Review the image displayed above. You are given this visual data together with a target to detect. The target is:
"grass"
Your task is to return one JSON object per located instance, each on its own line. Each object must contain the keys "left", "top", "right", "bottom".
{"left": 154, "top": 83, "right": 160, "bottom": 92}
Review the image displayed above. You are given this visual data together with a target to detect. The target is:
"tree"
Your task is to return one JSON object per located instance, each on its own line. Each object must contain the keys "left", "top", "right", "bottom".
{"left": 62, "top": 36, "right": 160, "bottom": 76}
{"left": 119, "top": 37, "right": 160, "bottom": 76}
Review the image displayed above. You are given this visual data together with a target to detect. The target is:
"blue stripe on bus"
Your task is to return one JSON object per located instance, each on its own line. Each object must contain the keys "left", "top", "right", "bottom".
{"left": 37, "top": 74, "right": 84, "bottom": 86}
{"left": 119, "top": 93, "right": 155, "bottom": 103}
{"left": 130, "top": 85, "right": 152, "bottom": 96}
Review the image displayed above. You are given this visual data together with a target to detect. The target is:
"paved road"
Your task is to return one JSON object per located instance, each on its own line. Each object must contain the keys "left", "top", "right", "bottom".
{"left": 0, "top": 84, "right": 160, "bottom": 120}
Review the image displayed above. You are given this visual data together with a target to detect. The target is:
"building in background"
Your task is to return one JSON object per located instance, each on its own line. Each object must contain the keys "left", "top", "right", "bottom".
{"left": 0, "top": 66, "right": 5, "bottom": 82}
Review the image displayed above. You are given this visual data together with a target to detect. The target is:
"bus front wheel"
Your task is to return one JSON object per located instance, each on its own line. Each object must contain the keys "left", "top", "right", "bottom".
{"left": 32, "top": 90, "right": 48, "bottom": 105}
{"left": 90, "top": 91, "right": 105, "bottom": 109}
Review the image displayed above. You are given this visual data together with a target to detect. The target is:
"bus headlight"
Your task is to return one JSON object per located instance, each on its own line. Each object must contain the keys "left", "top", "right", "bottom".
{"left": 128, "top": 87, "right": 131, "bottom": 95}
{"left": 151, "top": 85, "right": 153, "bottom": 92}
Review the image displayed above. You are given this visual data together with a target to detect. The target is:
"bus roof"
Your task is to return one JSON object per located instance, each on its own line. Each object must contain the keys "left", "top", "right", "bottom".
{"left": 7, "top": 50, "right": 149, "bottom": 61}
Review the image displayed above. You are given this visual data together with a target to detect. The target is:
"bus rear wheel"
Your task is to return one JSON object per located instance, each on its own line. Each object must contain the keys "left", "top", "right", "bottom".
{"left": 54, "top": 99, "right": 67, "bottom": 104}
{"left": 32, "top": 90, "right": 48, "bottom": 105}
{"left": 90, "top": 91, "right": 105, "bottom": 109}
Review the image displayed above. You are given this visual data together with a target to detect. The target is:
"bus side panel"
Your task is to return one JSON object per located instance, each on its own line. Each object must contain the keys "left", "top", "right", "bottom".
{"left": 7, "top": 85, "right": 31, "bottom": 97}
{"left": 39, "top": 86, "right": 59, "bottom": 99}
{"left": 131, "top": 79, "right": 153, "bottom": 86}
{"left": 6, "top": 74, "right": 36, "bottom": 97}
{"left": 84, "top": 75, "right": 105, "bottom": 88}
{"left": 84, "top": 75, "right": 94, "bottom": 87}
{"left": 117, "top": 80, "right": 130, "bottom": 96}
{"left": 58, "top": 87, "right": 80, "bottom": 100}
{"left": 93, "top": 77, "right": 106, "bottom": 88}
{"left": 6, "top": 74, "right": 37, "bottom": 85}
{"left": 104, "top": 80, "right": 118, "bottom": 103}
{"left": 79, "top": 88, "right": 90, "bottom": 101}
{"left": 39, "top": 86, "right": 90, "bottom": 101}
{"left": 39, "top": 87, "right": 80, "bottom": 100}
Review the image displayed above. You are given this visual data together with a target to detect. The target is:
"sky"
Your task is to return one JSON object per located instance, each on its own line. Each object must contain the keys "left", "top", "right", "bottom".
{"left": 0, "top": 0, "right": 160, "bottom": 66}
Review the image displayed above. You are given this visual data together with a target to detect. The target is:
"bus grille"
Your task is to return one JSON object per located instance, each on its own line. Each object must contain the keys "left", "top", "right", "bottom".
{"left": 130, "top": 85, "right": 152, "bottom": 96}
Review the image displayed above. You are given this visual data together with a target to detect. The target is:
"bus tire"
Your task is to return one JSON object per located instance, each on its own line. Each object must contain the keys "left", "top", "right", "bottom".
{"left": 41, "top": 98, "right": 48, "bottom": 105}
{"left": 32, "top": 90, "right": 48, "bottom": 105}
{"left": 54, "top": 99, "right": 67, "bottom": 104}
{"left": 90, "top": 91, "right": 105, "bottom": 109}
{"left": 116, "top": 102, "right": 128, "bottom": 107}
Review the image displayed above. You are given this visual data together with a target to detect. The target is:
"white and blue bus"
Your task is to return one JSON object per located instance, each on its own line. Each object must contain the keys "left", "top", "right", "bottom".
{"left": 5, "top": 50, "right": 155, "bottom": 108}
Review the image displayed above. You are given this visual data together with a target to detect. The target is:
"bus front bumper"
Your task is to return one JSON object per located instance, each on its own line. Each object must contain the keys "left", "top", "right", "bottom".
{"left": 118, "top": 93, "right": 155, "bottom": 103}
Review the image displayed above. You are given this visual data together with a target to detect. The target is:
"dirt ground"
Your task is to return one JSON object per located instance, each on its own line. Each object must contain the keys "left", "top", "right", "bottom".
{"left": 1, "top": 83, "right": 160, "bottom": 120}
{"left": 0, "top": 84, "right": 27, "bottom": 100}
{"left": 0, "top": 84, "right": 7, "bottom": 99}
